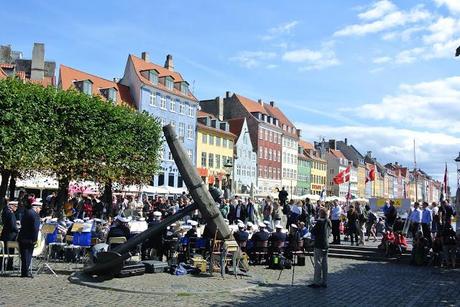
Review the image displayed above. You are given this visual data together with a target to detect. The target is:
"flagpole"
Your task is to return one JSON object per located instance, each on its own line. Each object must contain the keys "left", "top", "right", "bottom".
{"left": 414, "top": 139, "right": 418, "bottom": 202}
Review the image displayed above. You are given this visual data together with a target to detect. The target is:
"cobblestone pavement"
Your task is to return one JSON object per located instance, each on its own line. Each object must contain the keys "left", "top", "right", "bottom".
{"left": 0, "top": 258, "right": 459, "bottom": 307}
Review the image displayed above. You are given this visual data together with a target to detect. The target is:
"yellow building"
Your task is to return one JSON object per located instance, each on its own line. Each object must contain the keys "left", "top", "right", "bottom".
{"left": 357, "top": 165, "right": 366, "bottom": 198}
{"left": 307, "top": 154, "right": 327, "bottom": 196}
{"left": 196, "top": 111, "right": 235, "bottom": 189}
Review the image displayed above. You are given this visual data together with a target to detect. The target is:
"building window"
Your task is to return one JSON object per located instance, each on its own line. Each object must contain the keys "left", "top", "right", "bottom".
{"left": 178, "top": 176, "right": 183, "bottom": 188}
{"left": 268, "top": 149, "right": 272, "bottom": 161}
{"left": 264, "top": 148, "right": 267, "bottom": 160}
{"left": 202, "top": 133, "right": 207, "bottom": 144}
{"left": 168, "top": 97, "right": 175, "bottom": 112}
{"left": 208, "top": 153, "right": 214, "bottom": 168}
{"left": 228, "top": 140, "right": 233, "bottom": 148}
{"left": 160, "top": 94, "right": 166, "bottom": 109}
{"left": 216, "top": 155, "right": 221, "bottom": 169}
{"left": 201, "top": 152, "right": 207, "bottom": 167}
{"left": 107, "top": 88, "right": 117, "bottom": 103}
{"left": 178, "top": 122, "right": 185, "bottom": 137}
{"left": 168, "top": 173, "right": 175, "bottom": 187}
{"left": 166, "top": 77, "right": 173, "bottom": 90}
{"left": 82, "top": 81, "right": 92, "bottom": 95}
{"left": 168, "top": 150, "right": 173, "bottom": 161}
{"left": 188, "top": 104, "right": 194, "bottom": 117}
{"left": 187, "top": 149, "right": 192, "bottom": 160}
{"left": 178, "top": 101, "right": 185, "bottom": 114}
{"left": 237, "top": 165, "right": 241, "bottom": 176}
{"left": 209, "top": 135, "right": 215, "bottom": 145}
{"left": 223, "top": 139, "right": 228, "bottom": 148}
{"left": 259, "top": 146, "right": 263, "bottom": 158}
{"left": 269, "top": 131, "right": 273, "bottom": 142}
{"left": 149, "top": 92, "right": 156, "bottom": 106}
{"left": 181, "top": 83, "right": 189, "bottom": 95}
{"left": 158, "top": 172, "right": 165, "bottom": 186}
{"left": 259, "top": 128, "right": 263, "bottom": 139}
{"left": 187, "top": 124, "right": 193, "bottom": 139}
{"left": 216, "top": 137, "right": 221, "bottom": 146}
{"left": 160, "top": 117, "right": 166, "bottom": 127}
{"left": 150, "top": 71, "right": 158, "bottom": 84}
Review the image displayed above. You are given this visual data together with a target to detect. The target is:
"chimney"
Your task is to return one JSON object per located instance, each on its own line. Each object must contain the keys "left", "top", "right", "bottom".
{"left": 329, "top": 139, "right": 336, "bottom": 150}
{"left": 216, "top": 96, "right": 224, "bottom": 121}
{"left": 30, "top": 42, "right": 45, "bottom": 80}
{"left": 296, "top": 129, "right": 301, "bottom": 137}
{"left": 141, "top": 52, "right": 150, "bottom": 62}
{"left": 164, "top": 54, "right": 174, "bottom": 71}
{"left": 344, "top": 138, "right": 348, "bottom": 145}
{"left": 225, "top": 91, "right": 233, "bottom": 98}
{"left": 258, "top": 99, "right": 263, "bottom": 106}
{"left": 270, "top": 101, "right": 275, "bottom": 107}
{"left": 367, "top": 151, "right": 372, "bottom": 157}
{"left": 113, "top": 77, "right": 120, "bottom": 83}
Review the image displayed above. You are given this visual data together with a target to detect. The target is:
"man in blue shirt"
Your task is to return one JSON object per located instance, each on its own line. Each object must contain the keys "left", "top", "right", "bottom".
{"left": 421, "top": 202, "right": 432, "bottom": 244}
{"left": 410, "top": 202, "right": 422, "bottom": 239}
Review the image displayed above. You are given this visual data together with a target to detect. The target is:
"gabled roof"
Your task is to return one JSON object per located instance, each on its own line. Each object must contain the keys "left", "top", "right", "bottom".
{"left": 128, "top": 54, "right": 197, "bottom": 101}
{"left": 336, "top": 141, "right": 364, "bottom": 166}
{"left": 227, "top": 117, "right": 246, "bottom": 143}
{"left": 264, "top": 103, "right": 298, "bottom": 138}
{"left": 305, "top": 152, "right": 326, "bottom": 163}
{"left": 299, "top": 139, "right": 314, "bottom": 150}
{"left": 233, "top": 94, "right": 268, "bottom": 114}
{"left": 59, "top": 65, "right": 135, "bottom": 108}
{"left": 330, "top": 149, "right": 346, "bottom": 159}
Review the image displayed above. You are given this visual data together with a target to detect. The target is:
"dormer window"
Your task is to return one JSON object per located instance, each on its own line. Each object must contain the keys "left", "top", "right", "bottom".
{"left": 165, "top": 77, "right": 174, "bottom": 90}
{"left": 181, "top": 82, "right": 189, "bottom": 95}
{"left": 75, "top": 80, "right": 93, "bottom": 95}
{"left": 149, "top": 70, "right": 158, "bottom": 85}
{"left": 100, "top": 87, "right": 117, "bottom": 103}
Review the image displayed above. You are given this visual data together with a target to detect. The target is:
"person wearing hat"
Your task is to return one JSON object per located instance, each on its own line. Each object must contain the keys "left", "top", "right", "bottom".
{"left": 269, "top": 224, "right": 287, "bottom": 255}
{"left": 17, "top": 200, "right": 41, "bottom": 277}
{"left": 185, "top": 220, "right": 199, "bottom": 238}
{"left": 1, "top": 200, "right": 19, "bottom": 270}
{"left": 251, "top": 222, "right": 270, "bottom": 245}
{"left": 286, "top": 224, "right": 302, "bottom": 257}
{"left": 233, "top": 223, "right": 249, "bottom": 247}
{"left": 106, "top": 215, "right": 131, "bottom": 249}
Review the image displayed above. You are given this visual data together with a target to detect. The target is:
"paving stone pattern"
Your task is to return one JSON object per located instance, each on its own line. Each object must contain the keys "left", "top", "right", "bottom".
{"left": 0, "top": 258, "right": 459, "bottom": 307}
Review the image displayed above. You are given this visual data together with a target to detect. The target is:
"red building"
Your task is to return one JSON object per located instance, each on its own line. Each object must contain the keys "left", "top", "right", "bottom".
{"left": 200, "top": 92, "right": 283, "bottom": 194}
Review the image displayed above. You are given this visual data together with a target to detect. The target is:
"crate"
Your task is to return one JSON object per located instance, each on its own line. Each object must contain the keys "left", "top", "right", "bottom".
{"left": 142, "top": 260, "right": 169, "bottom": 273}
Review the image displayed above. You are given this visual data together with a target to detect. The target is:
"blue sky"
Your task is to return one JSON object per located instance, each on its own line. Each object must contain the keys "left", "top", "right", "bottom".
{"left": 2, "top": 0, "right": 460, "bottom": 188}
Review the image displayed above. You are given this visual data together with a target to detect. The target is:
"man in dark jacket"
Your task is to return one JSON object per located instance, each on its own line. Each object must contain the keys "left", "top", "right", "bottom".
{"left": 308, "top": 208, "right": 332, "bottom": 288}
{"left": 278, "top": 187, "right": 288, "bottom": 206}
{"left": 1, "top": 200, "right": 19, "bottom": 270}
{"left": 17, "top": 201, "right": 41, "bottom": 277}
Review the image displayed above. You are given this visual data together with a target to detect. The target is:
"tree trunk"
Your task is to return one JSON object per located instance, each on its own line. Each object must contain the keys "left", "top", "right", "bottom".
{"left": 103, "top": 180, "right": 113, "bottom": 217}
{"left": 8, "top": 173, "right": 16, "bottom": 200}
{"left": 0, "top": 169, "right": 11, "bottom": 212}
{"left": 56, "top": 177, "right": 70, "bottom": 219}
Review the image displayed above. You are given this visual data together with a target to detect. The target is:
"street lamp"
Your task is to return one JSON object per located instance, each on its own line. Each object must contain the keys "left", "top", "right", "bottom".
{"left": 224, "top": 159, "right": 233, "bottom": 198}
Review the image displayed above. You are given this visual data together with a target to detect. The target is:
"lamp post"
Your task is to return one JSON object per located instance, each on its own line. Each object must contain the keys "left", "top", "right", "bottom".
{"left": 455, "top": 153, "right": 460, "bottom": 234}
{"left": 224, "top": 159, "right": 233, "bottom": 199}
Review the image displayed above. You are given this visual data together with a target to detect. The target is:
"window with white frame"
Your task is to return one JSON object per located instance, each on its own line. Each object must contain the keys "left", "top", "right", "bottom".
{"left": 178, "top": 122, "right": 185, "bottom": 137}
{"left": 188, "top": 104, "right": 193, "bottom": 117}
{"left": 259, "top": 146, "right": 263, "bottom": 158}
{"left": 179, "top": 101, "right": 185, "bottom": 114}
{"left": 222, "top": 138, "right": 228, "bottom": 148}
{"left": 216, "top": 136, "right": 221, "bottom": 146}
{"left": 160, "top": 117, "right": 166, "bottom": 127}
{"left": 166, "top": 77, "right": 173, "bottom": 90}
{"left": 228, "top": 140, "right": 233, "bottom": 148}
{"left": 201, "top": 152, "right": 207, "bottom": 167}
{"left": 168, "top": 97, "right": 175, "bottom": 112}
{"left": 149, "top": 70, "right": 158, "bottom": 84}
{"left": 216, "top": 154, "right": 221, "bottom": 169}
{"left": 187, "top": 124, "right": 193, "bottom": 139}
{"left": 237, "top": 165, "right": 241, "bottom": 176}
{"left": 160, "top": 94, "right": 166, "bottom": 109}
{"left": 202, "top": 133, "right": 207, "bottom": 144}
{"left": 187, "top": 149, "right": 193, "bottom": 160}
{"left": 209, "top": 135, "right": 215, "bottom": 145}
{"left": 149, "top": 92, "right": 157, "bottom": 106}
{"left": 208, "top": 153, "right": 214, "bottom": 168}
{"left": 264, "top": 148, "right": 267, "bottom": 160}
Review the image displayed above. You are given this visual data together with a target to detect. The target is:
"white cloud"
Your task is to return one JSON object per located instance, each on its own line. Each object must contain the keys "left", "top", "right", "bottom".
{"left": 395, "top": 47, "right": 425, "bottom": 63}
{"left": 354, "top": 76, "right": 460, "bottom": 133}
{"left": 334, "top": 6, "right": 431, "bottom": 37}
{"left": 261, "top": 21, "right": 299, "bottom": 41}
{"left": 282, "top": 45, "right": 340, "bottom": 70}
{"left": 373, "top": 56, "right": 392, "bottom": 64}
{"left": 358, "top": 0, "right": 397, "bottom": 20}
{"left": 423, "top": 17, "right": 460, "bottom": 44}
{"left": 382, "top": 26, "right": 425, "bottom": 41}
{"left": 230, "top": 51, "right": 277, "bottom": 68}
{"left": 435, "top": 0, "right": 460, "bottom": 14}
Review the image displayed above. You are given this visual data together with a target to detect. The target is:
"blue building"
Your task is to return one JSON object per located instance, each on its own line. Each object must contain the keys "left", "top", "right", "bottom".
{"left": 121, "top": 52, "right": 198, "bottom": 189}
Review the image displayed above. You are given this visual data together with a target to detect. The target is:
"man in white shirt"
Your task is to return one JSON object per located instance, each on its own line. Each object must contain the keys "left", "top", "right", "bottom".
{"left": 410, "top": 202, "right": 422, "bottom": 238}
{"left": 330, "top": 201, "right": 342, "bottom": 244}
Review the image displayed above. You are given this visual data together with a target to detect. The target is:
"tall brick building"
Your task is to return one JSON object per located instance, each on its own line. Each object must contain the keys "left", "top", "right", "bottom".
{"left": 200, "top": 92, "right": 283, "bottom": 194}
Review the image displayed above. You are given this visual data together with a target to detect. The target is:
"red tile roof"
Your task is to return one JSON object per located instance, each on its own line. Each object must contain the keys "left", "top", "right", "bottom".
{"left": 234, "top": 94, "right": 268, "bottom": 114}
{"left": 330, "top": 149, "right": 346, "bottom": 159}
{"left": 0, "top": 68, "right": 7, "bottom": 79}
{"left": 264, "top": 103, "right": 298, "bottom": 138}
{"left": 0, "top": 63, "right": 15, "bottom": 69}
{"left": 59, "top": 65, "right": 135, "bottom": 108}
{"left": 299, "top": 140, "right": 314, "bottom": 150}
{"left": 128, "top": 54, "right": 197, "bottom": 101}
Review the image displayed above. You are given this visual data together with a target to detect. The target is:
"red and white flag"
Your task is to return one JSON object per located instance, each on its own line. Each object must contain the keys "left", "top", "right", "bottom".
{"left": 366, "top": 165, "right": 376, "bottom": 183}
{"left": 333, "top": 166, "right": 351, "bottom": 185}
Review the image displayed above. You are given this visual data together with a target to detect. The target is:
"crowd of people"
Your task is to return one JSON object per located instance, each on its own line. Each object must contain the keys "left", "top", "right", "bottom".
{"left": 0, "top": 186, "right": 458, "bottom": 281}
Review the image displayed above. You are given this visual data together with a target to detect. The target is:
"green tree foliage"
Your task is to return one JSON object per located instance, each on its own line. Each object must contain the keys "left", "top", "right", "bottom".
{"left": 0, "top": 77, "right": 162, "bottom": 209}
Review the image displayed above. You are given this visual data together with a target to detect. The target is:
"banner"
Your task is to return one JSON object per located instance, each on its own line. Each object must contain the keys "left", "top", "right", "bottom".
{"left": 369, "top": 198, "right": 411, "bottom": 216}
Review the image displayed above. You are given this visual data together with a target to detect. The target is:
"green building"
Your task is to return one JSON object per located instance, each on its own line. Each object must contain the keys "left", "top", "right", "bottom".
{"left": 297, "top": 152, "right": 311, "bottom": 195}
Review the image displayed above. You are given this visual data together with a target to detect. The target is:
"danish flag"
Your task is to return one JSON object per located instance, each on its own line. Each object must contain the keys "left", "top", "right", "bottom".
{"left": 366, "top": 165, "right": 376, "bottom": 183}
{"left": 333, "top": 166, "right": 351, "bottom": 185}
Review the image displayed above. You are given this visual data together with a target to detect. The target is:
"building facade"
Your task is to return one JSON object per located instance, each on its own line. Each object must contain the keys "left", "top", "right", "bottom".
{"left": 302, "top": 141, "right": 326, "bottom": 196}
{"left": 228, "top": 118, "right": 257, "bottom": 194}
{"left": 297, "top": 141, "right": 312, "bottom": 195}
{"left": 121, "top": 53, "right": 198, "bottom": 189}
{"left": 336, "top": 139, "right": 365, "bottom": 198}
{"left": 200, "top": 93, "right": 282, "bottom": 195}
{"left": 196, "top": 111, "right": 235, "bottom": 190}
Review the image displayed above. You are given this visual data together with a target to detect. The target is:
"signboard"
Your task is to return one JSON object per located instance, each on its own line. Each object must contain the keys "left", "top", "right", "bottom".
{"left": 369, "top": 198, "right": 411, "bottom": 217}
